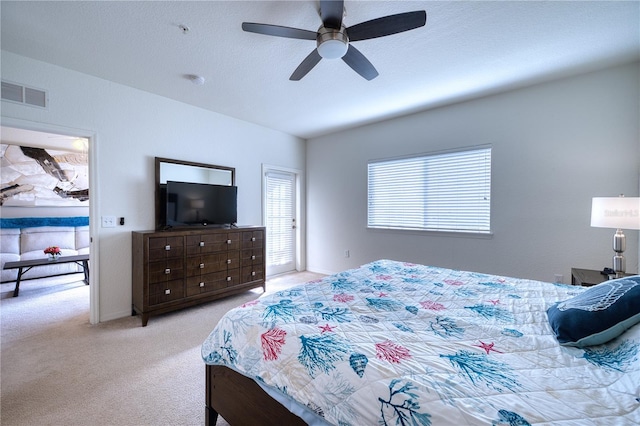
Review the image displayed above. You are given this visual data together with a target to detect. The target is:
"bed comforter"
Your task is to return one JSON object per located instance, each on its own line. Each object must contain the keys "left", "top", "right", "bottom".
{"left": 202, "top": 260, "right": 640, "bottom": 425}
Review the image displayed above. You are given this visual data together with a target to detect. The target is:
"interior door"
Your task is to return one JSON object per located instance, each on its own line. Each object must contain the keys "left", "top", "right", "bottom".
{"left": 264, "top": 170, "right": 296, "bottom": 276}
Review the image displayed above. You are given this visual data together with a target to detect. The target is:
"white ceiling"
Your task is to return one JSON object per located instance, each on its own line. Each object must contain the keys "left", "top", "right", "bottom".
{"left": 1, "top": 1, "right": 639, "bottom": 139}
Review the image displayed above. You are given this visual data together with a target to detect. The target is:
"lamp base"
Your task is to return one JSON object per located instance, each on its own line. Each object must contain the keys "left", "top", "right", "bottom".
{"left": 612, "top": 228, "right": 626, "bottom": 277}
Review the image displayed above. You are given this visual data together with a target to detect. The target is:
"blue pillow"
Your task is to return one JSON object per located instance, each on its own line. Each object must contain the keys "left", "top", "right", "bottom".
{"left": 547, "top": 275, "right": 640, "bottom": 347}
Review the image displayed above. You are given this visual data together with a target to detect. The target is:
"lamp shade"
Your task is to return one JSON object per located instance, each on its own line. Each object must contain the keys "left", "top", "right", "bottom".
{"left": 591, "top": 197, "right": 640, "bottom": 230}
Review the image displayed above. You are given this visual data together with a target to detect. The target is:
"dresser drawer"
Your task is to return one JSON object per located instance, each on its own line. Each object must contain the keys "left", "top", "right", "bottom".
{"left": 241, "top": 230, "right": 264, "bottom": 249}
{"left": 148, "top": 258, "right": 184, "bottom": 283}
{"left": 241, "top": 266, "right": 264, "bottom": 283}
{"left": 241, "top": 249, "right": 263, "bottom": 266}
{"left": 225, "top": 269, "right": 241, "bottom": 287}
{"left": 186, "top": 232, "right": 240, "bottom": 255}
{"left": 186, "top": 252, "right": 240, "bottom": 276}
{"left": 148, "top": 236, "right": 184, "bottom": 260}
{"left": 148, "top": 278, "right": 184, "bottom": 305}
{"left": 186, "top": 271, "right": 229, "bottom": 296}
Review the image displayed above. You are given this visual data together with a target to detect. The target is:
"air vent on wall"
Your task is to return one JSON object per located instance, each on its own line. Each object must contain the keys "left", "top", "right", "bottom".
{"left": 1, "top": 80, "right": 48, "bottom": 108}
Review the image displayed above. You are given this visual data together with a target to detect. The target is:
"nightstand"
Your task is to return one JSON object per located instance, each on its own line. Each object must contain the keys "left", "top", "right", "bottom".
{"left": 571, "top": 268, "right": 635, "bottom": 287}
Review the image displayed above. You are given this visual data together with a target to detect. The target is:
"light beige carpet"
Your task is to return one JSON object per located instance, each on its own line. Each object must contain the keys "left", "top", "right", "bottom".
{"left": 0, "top": 271, "right": 323, "bottom": 426}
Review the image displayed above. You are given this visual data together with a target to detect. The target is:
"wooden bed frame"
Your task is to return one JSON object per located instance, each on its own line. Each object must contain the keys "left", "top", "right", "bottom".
{"left": 206, "top": 365, "right": 308, "bottom": 425}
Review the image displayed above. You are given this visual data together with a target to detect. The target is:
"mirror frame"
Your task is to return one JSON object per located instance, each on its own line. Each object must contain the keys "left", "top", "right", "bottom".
{"left": 154, "top": 157, "right": 236, "bottom": 230}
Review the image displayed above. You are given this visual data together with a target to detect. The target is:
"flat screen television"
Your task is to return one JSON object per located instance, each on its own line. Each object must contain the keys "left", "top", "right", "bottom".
{"left": 165, "top": 180, "right": 237, "bottom": 227}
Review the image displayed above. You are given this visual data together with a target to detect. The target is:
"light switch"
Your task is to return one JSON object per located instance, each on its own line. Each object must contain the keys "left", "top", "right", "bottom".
{"left": 101, "top": 216, "right": 116, "bottom": 228}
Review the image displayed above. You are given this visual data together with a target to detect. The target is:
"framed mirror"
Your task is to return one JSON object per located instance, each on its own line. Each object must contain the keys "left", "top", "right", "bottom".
{"left": 155, "top": 157, "right": 235, "bottom": 229}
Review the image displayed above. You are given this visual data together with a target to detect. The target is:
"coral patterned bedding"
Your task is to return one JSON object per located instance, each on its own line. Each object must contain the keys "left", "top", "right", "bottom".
{"left": 201, "top": 260, "right": 640, "bottom": 425}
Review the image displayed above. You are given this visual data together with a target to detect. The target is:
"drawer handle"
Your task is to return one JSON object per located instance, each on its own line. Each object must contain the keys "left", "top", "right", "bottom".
{"left": 199, "top": 263, "right": 205, "bottom": 269}
{"left": 164, "top": 268, "right": 171, "bottom": 274}
{"left": 252, "top": 271, "right": 256, "bottom": 276}
{"left": 165, "top": 289, "right": 171, "bottom": 295}
{"left": 227, "top": 259, "right": 232, "bottom": 264}
{"left": 199, "top": 241, "right": 205, "bottom": 247}
{"left": 199, "top": 282, "right": 205, "bottom": 288}
{"left": 226, "top": 276, "right": 232, "bottom": 282}
{"left": 251, "top": 255, "right": 256, "bottom": 260}
{"left": 251, "top": 237, "right": 256, "bottom": 242}
{"left": 165, "top": 245, "right": 171, "bottom": 251}
{"left": 226, "top": 239, "right": 232, "bottom": 245}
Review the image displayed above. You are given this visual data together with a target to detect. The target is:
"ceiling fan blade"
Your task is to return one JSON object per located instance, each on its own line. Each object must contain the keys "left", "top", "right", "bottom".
{"left": 320, "top": 0, "right": 344, "bottom": 29}
{"left": 290, "top": 49, "right": 322, "bottom": 81}
{"left": 346, "top": 10, "right": 427, "bottom": 42}
{"left": 342, "top": 45, "right": 378, "bottom": 81}
{"left": 242, "top": 22, "right": 316, "bottom": 40}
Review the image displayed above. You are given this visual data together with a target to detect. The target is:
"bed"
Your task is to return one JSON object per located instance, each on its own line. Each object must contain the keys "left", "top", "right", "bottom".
{"left": 201, "top": 259, "right": 640, "bottom": 425}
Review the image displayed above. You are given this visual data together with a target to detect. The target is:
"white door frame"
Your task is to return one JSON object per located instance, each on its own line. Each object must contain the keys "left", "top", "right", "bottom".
{"left": 262, "top": 164, "right": 304, "bottom": 275}
{"left": 1, "top": 117, "right": 100, "bottom": 324}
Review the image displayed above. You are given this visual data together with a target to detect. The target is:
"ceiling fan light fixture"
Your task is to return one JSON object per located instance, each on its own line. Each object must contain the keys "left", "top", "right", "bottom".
{"left": 317, "top": 27, "right": 348, "bottom": 59}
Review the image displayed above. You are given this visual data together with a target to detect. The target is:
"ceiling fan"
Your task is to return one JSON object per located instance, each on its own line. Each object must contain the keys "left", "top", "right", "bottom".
{"left": 242, "top": 0, "right": 426, "bottom": 81}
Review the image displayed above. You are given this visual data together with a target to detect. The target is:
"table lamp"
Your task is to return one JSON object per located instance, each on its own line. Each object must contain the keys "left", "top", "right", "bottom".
{"left": 191, "top": 199, "right": 205, "bottom": 222}
{"left": 590, "top": 196, "right": 640, "bottom": 277}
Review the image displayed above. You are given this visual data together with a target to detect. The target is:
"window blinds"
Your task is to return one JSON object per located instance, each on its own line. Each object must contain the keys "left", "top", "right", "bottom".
{"left": 368, "top": 147, "right": 491, "bottom": 233}
{"left": 265, "top": 171, "right": 295, "bottom": 266}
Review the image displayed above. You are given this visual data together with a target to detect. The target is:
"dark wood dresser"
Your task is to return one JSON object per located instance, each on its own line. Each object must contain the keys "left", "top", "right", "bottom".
{"left": 132, "top": 226, "right": 265, "bottom": 326}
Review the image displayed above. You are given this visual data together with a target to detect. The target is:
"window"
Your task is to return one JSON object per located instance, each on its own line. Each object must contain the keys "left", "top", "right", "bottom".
{"left": 367, "top": 146, "right": 491, "bottom": 233}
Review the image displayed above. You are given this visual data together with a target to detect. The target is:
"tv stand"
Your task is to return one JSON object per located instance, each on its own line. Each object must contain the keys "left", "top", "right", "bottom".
{"left": 131, "top": 226, "right": 265, "bottom": 326}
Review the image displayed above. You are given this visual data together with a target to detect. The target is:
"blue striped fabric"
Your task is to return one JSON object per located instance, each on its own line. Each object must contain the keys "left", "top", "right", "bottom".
{"left": 0, "top": 216, "right": 89, "bottom": 228}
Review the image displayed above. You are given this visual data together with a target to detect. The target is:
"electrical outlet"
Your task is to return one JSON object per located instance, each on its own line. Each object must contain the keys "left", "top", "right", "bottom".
{"left": 101, "top": 216, "right": 116, "bottom": 228}
{"left": 344, "top": 250, "right": 350, "bottom": 258}
{"left": 554, "top": 274, "right": 563, "bottom": 284}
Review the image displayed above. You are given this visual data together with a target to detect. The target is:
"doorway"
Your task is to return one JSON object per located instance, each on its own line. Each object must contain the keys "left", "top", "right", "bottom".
{"left": 263, "top": 166, "right": 300, "bottom": 276}
{"left": 0, "top": 121, "right": 97, "bottom": 323}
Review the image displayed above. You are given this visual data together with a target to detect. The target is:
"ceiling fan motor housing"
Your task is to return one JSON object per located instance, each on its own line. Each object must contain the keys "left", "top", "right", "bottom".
{"left": 317, "top": 26, "right": 349, "bottom": 59}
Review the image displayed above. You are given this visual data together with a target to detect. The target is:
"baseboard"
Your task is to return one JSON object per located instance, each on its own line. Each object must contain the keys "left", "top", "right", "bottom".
{"left": 99, "top": 309, "right": 133, "bottom": 323}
